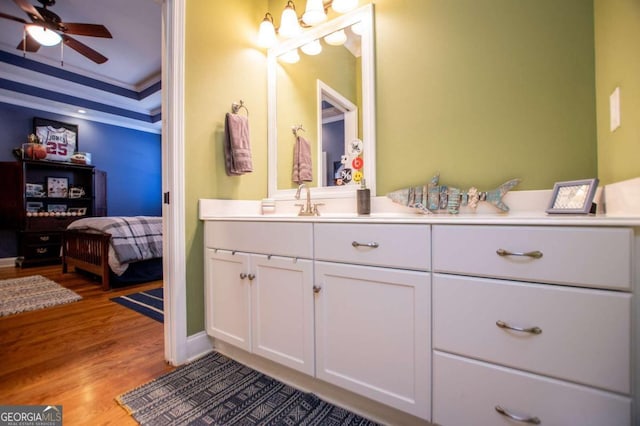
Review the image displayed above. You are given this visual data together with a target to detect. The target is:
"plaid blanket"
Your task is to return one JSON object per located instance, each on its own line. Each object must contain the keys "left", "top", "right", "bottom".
{"left": 67, "top": 216, "right": 163, "bottom": 265}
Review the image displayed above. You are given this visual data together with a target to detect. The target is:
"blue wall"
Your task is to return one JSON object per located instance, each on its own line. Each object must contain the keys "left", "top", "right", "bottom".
{"left": 0, "top": 102, "right": 161, "bottom": 258}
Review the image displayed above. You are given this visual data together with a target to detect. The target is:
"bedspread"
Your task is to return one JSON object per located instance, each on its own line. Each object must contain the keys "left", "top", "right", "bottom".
{"left": 67, "top": 216, "right": 162, "bottom": 275}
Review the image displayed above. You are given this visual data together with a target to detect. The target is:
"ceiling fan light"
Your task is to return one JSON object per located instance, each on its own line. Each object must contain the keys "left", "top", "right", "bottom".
{"left": 257, "top": 13, "right": 277, "bottom": 48}
{"left": 302, "top": 0, "right": 327, "bottom": 26}
{"left": 301, "top": 39, "right": 322, "bottom": 56}
{"left": 26, "top": 24, "right": 62, "bottom": 46}
{"left": 279, "top": 1, "right": 302, "bottom": 38}
{"left": 324, "top": 29, "right": 347, "bottom": 46}
{"left": 331, "top": 0, "right": 358, "bottom": 14}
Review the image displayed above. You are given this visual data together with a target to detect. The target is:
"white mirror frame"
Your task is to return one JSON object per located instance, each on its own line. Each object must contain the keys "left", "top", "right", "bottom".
{"left": 267, "top": 3, "right": 376, "bottom": 199}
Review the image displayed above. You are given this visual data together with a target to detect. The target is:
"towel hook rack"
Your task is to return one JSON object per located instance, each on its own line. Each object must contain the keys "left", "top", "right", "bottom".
{"left": 231, "top": 100, "right": 249, "bottom": 116}
{"left": 292, "top": 124, "right": 305, "bottom": 137}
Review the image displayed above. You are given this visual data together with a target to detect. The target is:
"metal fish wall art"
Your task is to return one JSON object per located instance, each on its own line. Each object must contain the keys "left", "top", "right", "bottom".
{"left": 387, "top": 173, "right": 522, "bottom": 214}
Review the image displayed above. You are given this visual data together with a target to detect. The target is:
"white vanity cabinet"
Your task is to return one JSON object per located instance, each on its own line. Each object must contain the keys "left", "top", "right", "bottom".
{"left": 431, "top": 225, "right": 633, "bottom": 426}
{"left": 313, "top": 223, "right": 432, "bottom": 421}
{"left": 204, "top": 221, "right": 315, "bottom": 375}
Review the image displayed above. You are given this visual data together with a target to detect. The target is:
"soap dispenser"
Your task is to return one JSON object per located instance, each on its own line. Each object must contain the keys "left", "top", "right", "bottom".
{"left": 357, "top": 179, "right": 371, "bottom": 215}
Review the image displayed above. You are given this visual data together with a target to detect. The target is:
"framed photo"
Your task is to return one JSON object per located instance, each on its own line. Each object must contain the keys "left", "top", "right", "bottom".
{"left": 33, "top": 117, "right": 78, "bottom": 162}
{"left": 68, "top": 207, "right": 87, "bottom": 216}
{"left": 26, "top": 201, "right": 43, "bottom": 213}
{"left": 47, "top": 177, "right": 69, "bottom": 198}
{"left": 546, "top": 178, "right": 599, "bottom": 214}
{"left": 26, "top": 183, "right": 45, "bottom": 197}
{"left": 47, "top": 204, "right": 67, "bottom": 213}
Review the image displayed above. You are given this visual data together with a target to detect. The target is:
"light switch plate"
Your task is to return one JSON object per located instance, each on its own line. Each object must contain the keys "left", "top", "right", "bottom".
{"left": 610, "top": 86, "right": 621, "bottom": 132}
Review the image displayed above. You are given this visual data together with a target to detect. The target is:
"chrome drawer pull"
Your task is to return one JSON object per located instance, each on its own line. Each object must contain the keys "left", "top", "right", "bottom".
{"left": 496, "top": 248, "right": 543, "bottom": 259}
{"left": 496, "top": 320, "right": 542, "bottom": 335}
{"left": 495, "top": 405, "right": 541, "bottom": 424}
{"left": 351, "top": 241, "right": 379, "bottom": 249}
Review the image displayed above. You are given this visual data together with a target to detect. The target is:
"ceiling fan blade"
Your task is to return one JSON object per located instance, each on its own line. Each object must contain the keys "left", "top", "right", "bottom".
{"left": 61, "top": 23, "right": 112, "bottom": 38}
{"left": 17, "top": 33, "right": 41, "bottom": 52}
{"left": 13, "top": 0, "right": 45, "bottom": 22}
{"left": 62, "top": 34, "right": 108, "bottom": 64}
{"left": 0, "top": 11, "right": 28, "bottom": 24}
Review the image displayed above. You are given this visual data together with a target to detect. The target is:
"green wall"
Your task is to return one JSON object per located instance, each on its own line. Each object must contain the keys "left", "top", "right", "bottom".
{"left": 185, "top": 0, "right": 269, "bottom": 334}
{"left": 594, "top": 0, "right": 640, "bottom": 184}
{"left": 184, "top": 0, "right": 598, "bottom": 335}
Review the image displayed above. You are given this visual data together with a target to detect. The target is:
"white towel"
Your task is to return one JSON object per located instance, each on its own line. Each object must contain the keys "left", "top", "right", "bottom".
{"left": 292, "top": 136, "right": 312, "bottom": 184}
{"left": 224, "top": 113, "right": 253, "bottom": 176}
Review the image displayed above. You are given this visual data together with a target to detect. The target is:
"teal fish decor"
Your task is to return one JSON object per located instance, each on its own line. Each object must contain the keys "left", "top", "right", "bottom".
{"left": 387, "top": 173, "right": 521, "bottom": 214}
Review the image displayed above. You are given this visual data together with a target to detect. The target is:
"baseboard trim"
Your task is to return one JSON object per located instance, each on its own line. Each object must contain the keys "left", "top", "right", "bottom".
{"left": 185, "top": 331, "right": 214, "bottom": 363}
{"left": 0, "top": 257, "right": 17, "bottom": 268}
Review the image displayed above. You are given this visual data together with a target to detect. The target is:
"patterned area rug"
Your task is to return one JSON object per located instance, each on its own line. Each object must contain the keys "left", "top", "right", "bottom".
{"left": 0, "top": 275, "right": 82, "bottom": 317}
{"left": 111, "top": 287, "right": 163, "bottom": 323}
{"left": 117, "top": 351, "right": 381, "bottom": 426}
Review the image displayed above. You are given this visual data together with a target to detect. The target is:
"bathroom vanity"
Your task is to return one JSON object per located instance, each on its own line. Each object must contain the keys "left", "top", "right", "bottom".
{"left": 200, "top": 185, "right": 638, "bottom": 426}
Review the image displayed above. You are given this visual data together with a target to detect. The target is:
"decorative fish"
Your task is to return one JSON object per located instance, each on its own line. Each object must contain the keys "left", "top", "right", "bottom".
{"left": 387, "top": 174, "right": 521, "bottom": 214}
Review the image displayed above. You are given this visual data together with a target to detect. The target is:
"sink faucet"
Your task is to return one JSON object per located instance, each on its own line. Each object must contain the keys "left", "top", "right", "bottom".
{"left": 295, "top": 183, "right": 320, "bottom": 216}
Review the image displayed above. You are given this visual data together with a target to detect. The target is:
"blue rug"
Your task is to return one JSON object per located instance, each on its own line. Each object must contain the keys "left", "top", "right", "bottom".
{"left": 111, "top": 287, "right": 163, "bottom": 323}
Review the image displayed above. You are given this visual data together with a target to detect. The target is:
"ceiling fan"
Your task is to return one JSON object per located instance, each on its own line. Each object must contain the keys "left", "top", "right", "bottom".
{"left": 0, "top": 0, "right": 112, "bottom": 64}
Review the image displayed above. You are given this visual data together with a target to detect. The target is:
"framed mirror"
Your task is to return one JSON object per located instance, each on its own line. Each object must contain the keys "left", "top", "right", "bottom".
{"left": 267, "top": 4, "right": 375, "bottom": 199}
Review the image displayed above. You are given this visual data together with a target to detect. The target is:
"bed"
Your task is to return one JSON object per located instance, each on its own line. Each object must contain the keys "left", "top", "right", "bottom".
{"left": 61, "top": 216, "right": 163, "bottom": 290}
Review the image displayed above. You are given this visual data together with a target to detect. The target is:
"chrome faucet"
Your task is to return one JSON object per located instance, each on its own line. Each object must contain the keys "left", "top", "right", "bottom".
{"left": 295, "top": 183, "right": 321, "bottom": 216}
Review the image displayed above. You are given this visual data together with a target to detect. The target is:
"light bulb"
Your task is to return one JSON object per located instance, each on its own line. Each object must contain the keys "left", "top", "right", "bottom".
{"left": 26, "top": 25, "right": 62, "bottom": 46}
{"left": 257, "top": 13, "right": 277, "bottom": 48}
{"left": 279, "top": 1, "right": 302, "bottom": 38}
{"left": 324, "top": 29, "right": 347, "bottom": 46}
{"left": 280, "top": 48, "right": 300, "bottom": 63}
{"left": 302, "top": 0, "right": 327, "bottom": 25}
{"left": 350, "top": 21, "right": 363, "bottom": 36}
{"left": 301, "top": 39, "right": 322, "bottom": 55}
{"left": 331, "top": 0, "right": 358, "bottom": 14}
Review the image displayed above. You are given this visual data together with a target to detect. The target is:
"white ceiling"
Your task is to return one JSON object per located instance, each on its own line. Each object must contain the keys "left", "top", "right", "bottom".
{"left": 0, "top": 0, "right": 162, "bottom": 132}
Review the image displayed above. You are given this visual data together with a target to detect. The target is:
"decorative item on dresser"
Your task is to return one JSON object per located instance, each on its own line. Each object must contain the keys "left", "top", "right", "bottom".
{"left": 0, "top": 160, "right": 107, "bottom": 267}
{"left": 62, "top": 216, "right": 163, "bottom": 290}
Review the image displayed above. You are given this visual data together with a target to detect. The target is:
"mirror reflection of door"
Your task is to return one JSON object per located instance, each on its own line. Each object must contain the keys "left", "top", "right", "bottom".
{"left": 319, "top": 80, "right": 358, "bottom": 187}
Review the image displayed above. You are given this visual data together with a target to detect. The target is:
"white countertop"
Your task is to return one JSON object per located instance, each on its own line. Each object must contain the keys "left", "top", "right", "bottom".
{"left": 199, "top": 178, "right": 640, "bottom": 227}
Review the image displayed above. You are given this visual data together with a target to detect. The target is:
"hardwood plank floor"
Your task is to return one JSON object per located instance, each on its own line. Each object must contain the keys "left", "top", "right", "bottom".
{"left": 0, "top": 264, "right": 172, "bottom": 425}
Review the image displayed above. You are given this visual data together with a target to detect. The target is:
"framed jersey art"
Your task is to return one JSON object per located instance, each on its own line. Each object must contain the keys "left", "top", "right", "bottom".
{"left": 33, "top": 117, "right": 78, "bottom": 162}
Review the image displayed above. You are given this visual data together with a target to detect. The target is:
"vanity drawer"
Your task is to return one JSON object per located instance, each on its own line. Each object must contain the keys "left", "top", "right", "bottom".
{"left": 314, "top": 223, "right": 430, "bottom": 270}
{"left": 433, "top": 352, "right": 631, "bottom": 426}
{"left": 432, "top": 225, "right": 632, "bottom": 290}
{"left": 433, "top": 274, "right": 631, "bottom": 394}
{"left": 205, "top": 221, "right": 312, "bottom": 258}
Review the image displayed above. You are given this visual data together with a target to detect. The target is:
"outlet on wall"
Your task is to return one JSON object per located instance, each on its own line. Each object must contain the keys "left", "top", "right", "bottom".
{"left": 610, "top": 86, "right": 621, "bottom": 132}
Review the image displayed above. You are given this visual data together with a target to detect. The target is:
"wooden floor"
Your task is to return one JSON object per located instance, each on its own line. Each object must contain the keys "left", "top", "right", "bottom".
{"left": 0, "top": 263, "right": 172, "bottom": 425}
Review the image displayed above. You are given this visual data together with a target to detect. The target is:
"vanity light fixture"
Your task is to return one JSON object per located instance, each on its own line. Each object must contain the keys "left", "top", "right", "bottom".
{"left": 350, "top": 21, "right": 363, "bottom": 36}
{"left": 324, "top": 29, "right": 347, "bottom": 46}
{"left": 258, "top": 0, "right": 359, "bottom": 48}
{"left": 25, "top": 24, "right": 62, "bottom": 46}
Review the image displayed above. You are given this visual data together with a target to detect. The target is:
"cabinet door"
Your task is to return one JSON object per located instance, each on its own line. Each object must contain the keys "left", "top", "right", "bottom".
{"left": 251, "top": 255, "right": 314, "bottom": 375}
{"left": 205, "top": 249, "right": 251, "bottom": 351}
{"left": 314, "top": 261, "right": 431, "bottom": 420}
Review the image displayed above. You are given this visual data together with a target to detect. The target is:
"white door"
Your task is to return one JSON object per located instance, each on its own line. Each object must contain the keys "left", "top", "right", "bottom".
{"left": 204, "top": 249, "right": 251, "bottom": 351}
{"left": 314, "top": 261, "right": 431, "bottom": 420}
{"left": 251, "top": 255, "right": 314, "bottom": 375}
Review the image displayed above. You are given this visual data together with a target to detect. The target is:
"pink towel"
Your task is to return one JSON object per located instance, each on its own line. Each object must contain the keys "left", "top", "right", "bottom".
{"left": 224, "top": 113, "right": 253, "bottom": 176}
{"left": 292, "top": 136, "right": 312, "bottom": 184}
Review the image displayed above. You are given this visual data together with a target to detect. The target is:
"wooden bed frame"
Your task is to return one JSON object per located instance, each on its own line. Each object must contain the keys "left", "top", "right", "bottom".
{"left": 62, "top": 229, "right": 112, "bottom": 290}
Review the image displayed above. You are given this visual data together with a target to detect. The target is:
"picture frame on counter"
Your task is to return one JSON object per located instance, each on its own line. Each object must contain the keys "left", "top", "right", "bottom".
{"left": 26, "top": 201, "right": 43, "bottom": 213}
{"left": 47, "top": 204, "right": 67, "bottom": 213}
{"left": 546, "top": 178, "right": 599, "bottom": 214}
{"left": 67, "top": 207, "right": 87, "bottom": 215}
{"left": 26, "top": 183, "right": 45, "bottom": 197}
{"left": 47, "top": 176, "right": 69, "bottom": 198}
